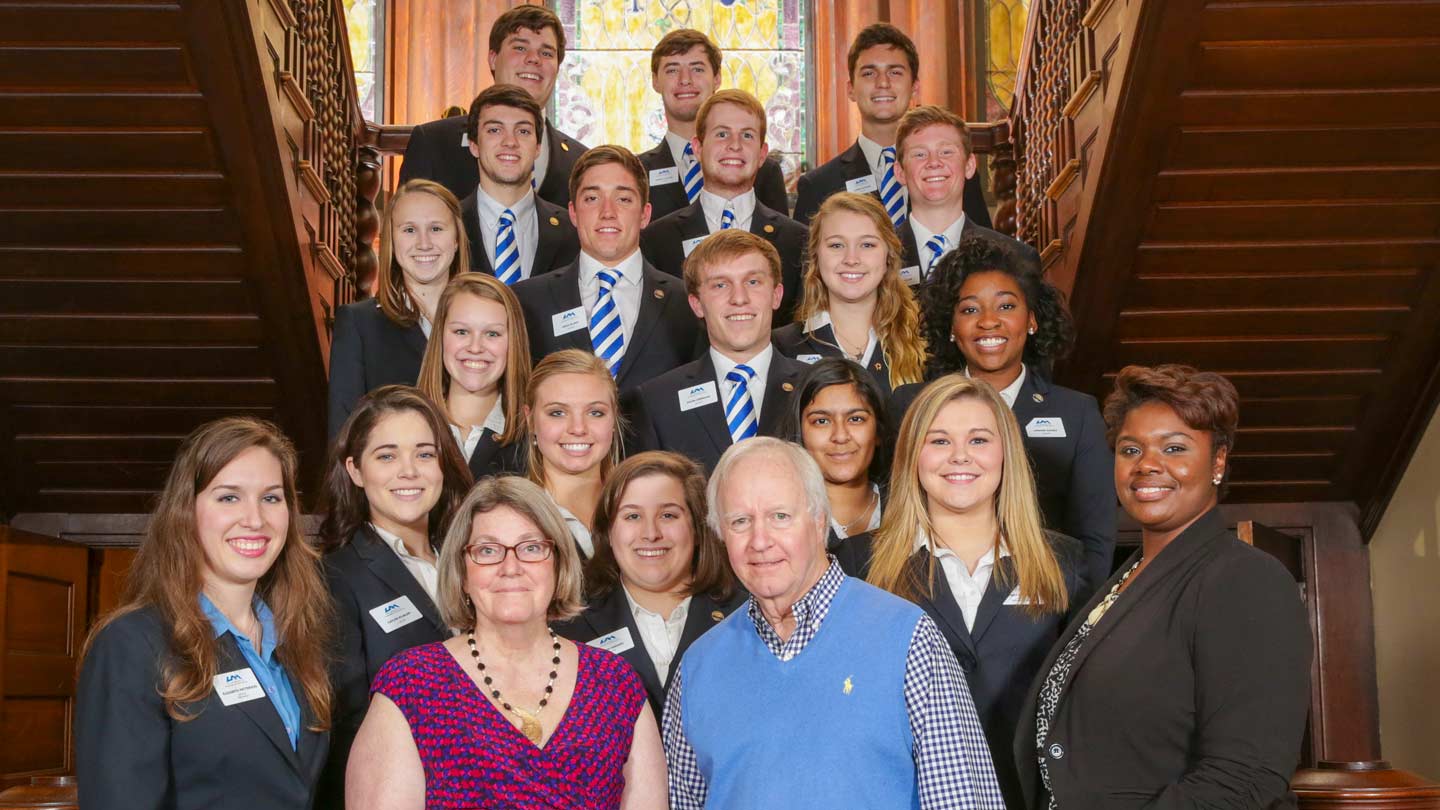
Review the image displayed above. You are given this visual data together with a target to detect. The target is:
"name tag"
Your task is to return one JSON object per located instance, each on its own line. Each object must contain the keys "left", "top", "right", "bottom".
{"left": 587, "top": 627, "right": 635, "bottom": 655}
{"left": 649, "top": 166, "right": 680, "bottom": 186}
{"left": 1026, "top": 417, "right": 1066, "bottom": 438}
{"left": 369, "top": 595, "right": 423, "bottom": 634}
{"left": 1003, "top": 586, "right": 1040, "bottom": 606}
{"left": 552, "top": 305, "right": 587, "bottom": 337}
{"left": 846, "top": 174, "right": 879, "bottom": 195}
{"left": 678, "top": 381, "right": 719, "bottom": 411}
{"left": 797, "top": 353, "right": 823, "bottom": 364}
{"left": 682, "top": 235, "right": 708, "bottom": 256}
{"left": 899, "top": 265, "right": 922, "bottom": 286}
{"left": 213, "top": 668, "right": 266, "bottom": 706}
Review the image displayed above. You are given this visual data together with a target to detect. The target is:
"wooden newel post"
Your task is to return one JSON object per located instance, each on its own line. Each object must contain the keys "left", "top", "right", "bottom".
{"left": 353, "top": 143, "right": 382, "bottom": 299}
{"left": 1293, "top": 761, "right": 1440, "bottom": 809}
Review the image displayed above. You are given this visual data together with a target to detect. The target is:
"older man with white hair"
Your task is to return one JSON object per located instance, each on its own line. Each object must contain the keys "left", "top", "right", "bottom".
{"left": 661, "top": 437, "right": 1004, "bottom": 809}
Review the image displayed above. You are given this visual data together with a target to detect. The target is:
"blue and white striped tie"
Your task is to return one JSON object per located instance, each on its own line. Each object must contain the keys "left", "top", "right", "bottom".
{"left": 879, "top": 146, "right": 906, "bottom": 227}
{"left": 682, "top": 143, "right": 703, "bottom": 203}
{"left": 924, "top": 233, "right": 947, "bottom": 280}
{"left": 724, "top": 364, "right": 759, "bottom": 443}
{"left": 720, "top": 205, "right": 736, "bottom": 230}
{"left": 589, "top": 269, "right": 626, "bottom": 376}
{"left": 494, "top": 208, "right": 520, "bottom": 286}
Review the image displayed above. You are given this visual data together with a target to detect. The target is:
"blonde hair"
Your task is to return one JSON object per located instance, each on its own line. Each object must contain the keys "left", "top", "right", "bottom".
{"left": 799, "top": 192, "right": 926, "bottom": 387}
{"left": 376, "top": 179, "right": 470, "bottom": 326}
{"left": 683, "top": 229, "right": 782, "bottom": 296}
{"left": 695, "top": 88, "right": 768, "bottom": 144}
{"left": 866, "top": 375, "right": 1068, "bottom": 616}
{"left": 523, "top": 349, "right": 624, "bottom": 486}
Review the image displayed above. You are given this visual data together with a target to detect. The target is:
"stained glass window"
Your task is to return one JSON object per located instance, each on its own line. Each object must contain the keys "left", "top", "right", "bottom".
{"left": 343, "top": 0, "right": 379, "bottom": 121}
{"left": 984, "top": 0, "right": 1030, "bottom": 120}
{"left": 553, "top": 0, "right": 808, "bottom": 189}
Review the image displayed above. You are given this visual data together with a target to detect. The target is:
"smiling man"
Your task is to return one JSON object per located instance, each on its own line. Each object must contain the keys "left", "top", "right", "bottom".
{"left": 661, "top": 437, "right": 1005, "bottom": 809}
{"left": 630, "top": 230, "right": 807, "bottom": 473}
{"left": 399, "top": 6, "right": 587, "bottom": 207}
{"left": 640, "top": 89, "right": 807, "bottom": 324}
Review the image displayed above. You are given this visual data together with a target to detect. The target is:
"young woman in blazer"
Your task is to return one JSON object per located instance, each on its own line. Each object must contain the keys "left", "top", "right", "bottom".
{"left": 865, "top": 374, "right": 1083, "bottom": 808}
{"left": 76, "top": 417, "right": 334, "bottom": 810}
{"left": 772, "top": 192, "right": 926, "bottom": 397}
{"left": 892, "top": 237, "right": 1115, "bottom": 600}
{"left": 417, "top": 272, "right": 531, "bottom": 481}
{"left": 328, "top": 180, "right": 470, "bottom": 438}
{"left": 553, "top": 451, "right": 743, "bottom": 717}
{"left": 524, "top": 349, "right": 624, "bottom": 560}
{"left": 314, "top": 385, "right": 474, "bottom": 809}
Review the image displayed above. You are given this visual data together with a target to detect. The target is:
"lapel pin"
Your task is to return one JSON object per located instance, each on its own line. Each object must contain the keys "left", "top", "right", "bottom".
{"left": 654, "top": 289, "right": 666, "bottom": 299}
{"left": 873, "top": 362, "right": 883, "bottom": 371}
{"left": 763, "top": 224, "right": 775, "bottom": 234}
{"left": 782, "top": 381, "right": 794, "bottom": 392}
{"left": 1033, "top": 393, "right": 1044, "bottom": 403}
{"left": 549, "top": 215, "right": 560, "bottom": 226}
{"left": 561, "top": 142, "right": 571, "bottom": 152}
{"left": 710, "top": 610, "right": 724, "bottom": 622}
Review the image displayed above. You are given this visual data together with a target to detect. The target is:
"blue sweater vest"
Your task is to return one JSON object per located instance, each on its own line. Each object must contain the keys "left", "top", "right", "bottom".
{"left": 680, "top": 576, "right": 924, "bottom": 809}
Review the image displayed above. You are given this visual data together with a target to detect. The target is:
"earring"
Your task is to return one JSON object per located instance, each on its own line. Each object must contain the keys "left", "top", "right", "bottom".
{"left": 1028, "top": 327, "right": 1036, "bottom": 335}
{"left": 949, "top": 333, "right": 956, "bottom": 343}
{"left": 464, "top": 594, "right": 473, "bottom": 608}
{"left": 1212, "top": 474, "right": 1223, "bottom": 485}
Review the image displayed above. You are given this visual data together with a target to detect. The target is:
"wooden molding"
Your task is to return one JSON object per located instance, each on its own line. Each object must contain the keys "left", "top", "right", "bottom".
{"left": 1082, "top": 0, "right": 1119, "bottom": 30}
{"left": 277, "top": 70, "right": 315, "bottom": 122}
{"left": 1040, "top": 238, "right": 1065, "bottom": 266}
{"left": 264, "top": 0, "right": 298, "bottom": 29}
{"left": 296, "top": 158, "right": 331, "bottom": 204}
{"left": 1064, "top": 70, "right": 1103, "bottom": 119}
{"left": 1046, "top": 158, "right": 1082, "bottom": 201}
{"left": 313, "top": 240, "right": 346, "bottom": 281}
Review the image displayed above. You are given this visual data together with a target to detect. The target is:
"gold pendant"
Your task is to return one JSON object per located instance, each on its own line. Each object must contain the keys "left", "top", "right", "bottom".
{"left": 512, "top": 707, "right": 543, "bottom": 745}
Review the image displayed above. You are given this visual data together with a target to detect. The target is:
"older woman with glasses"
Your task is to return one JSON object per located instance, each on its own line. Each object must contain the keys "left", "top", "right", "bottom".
{"left": 345, "top": 476, "right": 668, "bottom": 810}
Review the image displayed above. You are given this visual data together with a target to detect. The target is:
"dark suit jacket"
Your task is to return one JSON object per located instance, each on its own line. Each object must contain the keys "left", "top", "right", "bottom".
{"left": 629, "top": 350, "right": 807, "bottom": 472}
{"left": 510, "top": 258, "right": 701, "bottom": 397}
{"left": 638, "top": 200, "right": 807, "bottom": 324}
{"left": 889, "top": 373, "right": 1116, "bottom": 601}
{"left": 327, "top": 299, "right": 427, "bottom": 439}
{"left": 317, "top": 526, "right": 450, "bottom": 809}
{"left": 553, "top": 586, "right": 745, "bottom": 718}
{"left": 793, "top": 139, "right": 993, "bottom": 228}
{"left": 77, "top": 607, "right": 328, "bottom": 810}
{"left": 638, "top": 140, "right": 789, "bottom": 221}
{"left": 459, "top": 190, "right": 580, "bottom": 279}
{"left": 898, "top": 216, "right": 1041, "bottom": 283}
{"left": 771, "top": 320, "right": 896, "bottom": 397}
{"left": 398, "top": 115, "right": 587, "bottom": 208}
{"left": 1014, "top": 509, "right": 1312, "bottom": 809}
{"left": 465, "top": 427, "right": 528, "bottom": 481}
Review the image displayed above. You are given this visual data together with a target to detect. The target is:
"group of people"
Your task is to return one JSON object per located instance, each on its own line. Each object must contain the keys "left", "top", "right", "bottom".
{"left": 73, "top": 6, "right": 1315, "bottom": 810}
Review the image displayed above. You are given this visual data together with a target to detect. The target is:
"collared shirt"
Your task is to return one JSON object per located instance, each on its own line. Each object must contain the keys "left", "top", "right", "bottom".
{"left": 830, "top": 481, "right": 883, "bottom": 540}
{"left": 448, "top": 398, "right": 506, "bottom": 462}
{"left": 553, "top": 500, "right": 595, "bottom": 559}
{"left": 911, "top": 213, "right": 968, "bottom": 279}
{"left": 200, "top": 593, "right": 303, "bottom": 750}
{"left": 371, "top": 522, "right": 440, "bottom": 602}
{"left": 665, "top": 130, "right": 697, "bottom": 174}
{"left": 856, "top": 133, "right": 892, "bottom": 180}
{"left": 710, "top": 343, "right": 774, "bottom": 421}
{"left": 804, "top": 309, "right": 879, "bottom": 367}
{"left": 579, "top": 249, "right": 645, "bottom": 348}
{"left": 662, "top": 559, "right": 1005, "bottom": 809}
{"left": 699, "top": 188, "right": 757, "bottom": 233}
{"left": 623, "top": 586, "right": 691, "bottom": 686}
{"left": 473, "top": 186, "right": 539, "bottom": 281}
{"left": 965, "top": 364, "right": 1027, "bottom": 408}
{"left": 914, "top": 531, "right": 1011, "bottom": 631}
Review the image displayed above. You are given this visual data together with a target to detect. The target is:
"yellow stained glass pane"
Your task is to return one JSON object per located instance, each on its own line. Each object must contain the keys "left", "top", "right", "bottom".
{"left": 985, "top": 0, "right": 1030, "bottom": 113}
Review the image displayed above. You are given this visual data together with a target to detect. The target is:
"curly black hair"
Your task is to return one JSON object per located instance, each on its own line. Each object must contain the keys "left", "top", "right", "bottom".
{"left": 918, "top": 236, "right": 1076, "bottom": 379}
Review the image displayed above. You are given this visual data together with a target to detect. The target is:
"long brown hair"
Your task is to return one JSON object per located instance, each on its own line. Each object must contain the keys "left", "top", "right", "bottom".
{"left": 523, "top": 349, "right": 624, "bottom": 486}
{"left": 376, "top": 179, "right": 471, "bottom": 326}
{"left": 866, "top": 375, "right": 1068, "bottom": 617}
{"left": 798, "top": 192, "right": 926, "bottom": 387}
{"left": 80, "top": 418, "right": 333, "bottom": 726}
{"left": 317, "top": 385, "right": 475, "bottom": 552}
{"left": 416, "top": 273, "right": 531, "bottom": 445}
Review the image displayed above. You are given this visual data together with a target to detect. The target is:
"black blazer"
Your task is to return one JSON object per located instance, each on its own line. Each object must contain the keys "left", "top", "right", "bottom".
{"left": 771, "top": 320, "right": 896, "bottom": 397}
{"left": 553, "top": 587, "right": 745, "bottom": 718}
{"left": 629, "top": 350, "right": 807, "bottom": 472}
{"left": 459, "top": 190, "right": 580, "bottom": 279}
{"left": 637, "top": 140, "right": 790, "bottom": 221}
{"left": 510, "top": 258, "right": 701, "bottom": 397}
{"left": 398, "top": 116, "right": 587, "bottom": 208}
{"left": 464, "top": 426, "right": 528, "bottom": 481}
{"left": 792, "top": 139, "right": 993, "bottom": 228}
{"left": 327, "top": 299, "right": 427, "bottom": 439}
{"left": 1014, "top": 509, "right": 1313, "bottom": 809}
{"left": 77, "top": 607, "right": 328, "bottom": 810}
{"left": 890, "top": 373, "right": 1116, "bottom": 600}
{"left": 317, "top": 526, "right": 450, "bottom": 809}
{"left": 638, "top": 199, "right": 807, "bottom": 325}
{"left": 898, "top": 216, "right": 1041, "bottom": 284}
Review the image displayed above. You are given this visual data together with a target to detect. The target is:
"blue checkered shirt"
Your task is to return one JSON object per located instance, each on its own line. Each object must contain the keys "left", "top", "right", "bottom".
{"left": 662, "top": 558, "right": 1004, "bottom": 809}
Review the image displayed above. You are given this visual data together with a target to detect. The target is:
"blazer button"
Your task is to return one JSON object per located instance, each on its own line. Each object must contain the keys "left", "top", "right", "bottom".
{"left": 1048, "top": 743, "right": 1065, "bottom": 760}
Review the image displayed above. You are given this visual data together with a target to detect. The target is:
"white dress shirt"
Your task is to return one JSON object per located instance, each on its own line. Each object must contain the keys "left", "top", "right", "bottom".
{"left": 371, "top": 522, "right": 440, "bottom": 603}
{"left": 710, "top": 343, "right": 774, "bottom": 421}
{"left": 553, "top": 501, "right": 594, "bottom": 559}
{"left": 966, "top": 364, "right": 1027, "bottom": 408}
{"left": 473, "top": 187, "right": 539, "bottom": 280}
{"left": 448, "top": 399, "right": 506, "bottom": 462}
{"left": 858, "top": 134, "right": 905, "bottom": 203}
{"left": 699, "top": 188, "right": 757, "bottom": 233}
{"left": 910, "top": 213, "right": 968, "bottom": 279}
{"left": 829, "top": 482, "right": 883, "bottom": 540}
{"left": 914, "top": 530, "right": 1011, "bottom": 631}
{"left": 803, "top": 310, "right": 878, "bottom": 366}
{"left": 578, "top": 249, "right": 645, "bottom": 348}
{"left": 623, "top": 586, "right": 691, "bottom": 686}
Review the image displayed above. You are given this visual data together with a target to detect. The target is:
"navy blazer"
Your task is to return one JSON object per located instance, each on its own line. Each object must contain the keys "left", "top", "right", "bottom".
{"left": 553, "top": 586, "right": 745, "bottom": 718}
{"left": 459, "top": 190, "right": 580, "bottom": 279}
{"left": 898, "top": 216, "right": 1041, "bottom": 285}
{"left": 510, "top": 258, "right": 701, "bottom": 398}
{"left": 792, "top": 139, "right": 993, "bottom": 228}
{"left": 317, "top": 526, "right": 450, "bottom": 809}
{"left": 398, "top": 116, "right": 587, "bottom": 208}
{"left": 465, "top": 426, "right": 528, "bottom": 482}
{"left": 771, "top": 320, "right": 896, "bottom": 397}
{"left": 637, "top": 140, "right": 790, "bottom": 221}
{"left": 77, "top": 607, "right": 328, "bottom": 810}
{"left": 628, "top": 350, "right": 807, "bottom": 473}
{"left": 890, "top": 373, "right": 1116, "bottom": 600}
{"left": 1014, "top": 509, "right": 1312, "bottom": 809}
{"left": 327, "top": 299, "right": 427, "bottom": 439}
{"left": 638, "top": 199, "right": 807, "bottom": 325}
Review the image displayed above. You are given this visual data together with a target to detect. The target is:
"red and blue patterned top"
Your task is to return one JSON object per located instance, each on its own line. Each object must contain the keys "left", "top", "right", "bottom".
{"left": 372, "top": 639, "right": 646, "bottom": 809}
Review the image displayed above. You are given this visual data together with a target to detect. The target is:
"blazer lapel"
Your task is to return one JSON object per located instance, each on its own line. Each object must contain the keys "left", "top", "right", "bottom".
{"left": 587, "top": 590, "right": 664, "bottom": 704}
{"left": 839, "top": 141, "right": 872, "bottom": 186}
{"left": 460, "top": 193, "right": 495, "bottom": 276}
{"left": 677, "top": 204, "right": 710, "bottom": 239}
{"left": 909, "top": 552, "right": 979, "bottom": 665}
{"left": 548, "top": 264, "right": 593, "bottom": 352}
{"left": 757, "top": 356, "right": 801, "bottom": 435}
{"left": 648, "top": 142, "right": 690, "bottom": 214}
{"left": 616, "top": 264, "right": 675, "bottom": 388}
{"left": 352, "top": 525, "right": 448, "bottom": 636}
{"left": 218, "top": 637, "right": 301, "bottom": 772}
{"left": 897, "top": 219, "right": 922, "bottom": 274}
{"left": 401, "top": 320, "right": 427, "bottom": 360}
{"left": 969, "top": 555, "right": 1014, "bottom": 643}
{"left": 691, "top": 355, "right": 735, "bottom": 459}
{"left": 748, "top": 203, "right": 779, "bottom": 242}
{"left": 531, "top": 197, "right": 565, "bottom": 276}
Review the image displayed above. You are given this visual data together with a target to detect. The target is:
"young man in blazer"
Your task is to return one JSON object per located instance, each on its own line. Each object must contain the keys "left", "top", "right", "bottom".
{"left": 398, "top": 6, "right": 586, "bottom": 207}
{"left": 511, "top": 145, "right": 699, "bottom": 397}
{"left": 639, "top": 28, "right": 789, "bottom": 221}
{"left": 458, "top": 84, "right": 579, "bottom": 283}
{"left": 639, "top": 89, "right": 807, "bottom": 325}
{"left": 791, "top": 23, "right": 991, "bottom": 229}
{"left": 630, "top": 230, "right": 806, "bottom": 473}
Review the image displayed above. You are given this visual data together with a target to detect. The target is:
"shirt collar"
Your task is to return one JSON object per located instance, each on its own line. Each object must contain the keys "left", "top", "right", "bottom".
{"left": 802, "top": 309, "right": 878, "bottom": 344}
{"left": 856, "top": 134, "right": 892, "bottom": 174}
{"left": 475, "top": 186, "right": 536, "bottom": 223}
{"left": 482, "top": 397, "right": 507, "bottom": 434}
{"left": 910, "top": 213, "right": 967, "bottom": 251}
{"left": 622, "top": 585, "right": 691, "bottom": 624}
{"left": 965, "top": 364, "right": 1027, "bottom": 408}
{"left": 710, "top": 342, "right": 774, "bottom": 386}
{"left": 665, "top": 131, "right": 695, "bottom": 168}
{"left": 199, "top": 592, "right": 280, "bottom": 661}
{"left": 370, "top": 522, "right": 432, "bottom": 562}
{"left": 912, "top": 527, "right": 1012, "bottom": 563}
{"left": 579, "top": 249, "right": 644, "bottom": 287}
{"left": 699, "top": 187, "right": 756, "bottom": 224}
{"left": 746, "top": 556, "right": 846, "bottom": 641}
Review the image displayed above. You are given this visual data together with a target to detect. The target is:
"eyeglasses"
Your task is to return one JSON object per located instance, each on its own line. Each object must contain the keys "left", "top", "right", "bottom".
{"left": 465, "top": 540, "right": 555, "bottom": 566}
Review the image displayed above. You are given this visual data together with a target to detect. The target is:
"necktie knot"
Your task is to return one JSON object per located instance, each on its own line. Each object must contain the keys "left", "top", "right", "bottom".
{"left": 500, "top": 208, "right": 516, "bottom": 226}
{"left": 726, "top": 364, "right": 756, "bottom": 386}
{"left": 924, "top": 234, "right": 948, "bottom": 278}
{"left": 881, "top": 145, "right": 897, "bottom": 166}
{"left": 720, "top": 206, "right": 736, "bottom": 230}
{"left": 597, "top": 268, "right": 619, "bottom": 291}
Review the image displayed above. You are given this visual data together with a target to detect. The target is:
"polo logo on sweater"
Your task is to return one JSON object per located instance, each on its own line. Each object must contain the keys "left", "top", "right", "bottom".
{"left": 369, "top": 595, "right": 422, "bottom": 634}
{"left": 1026, "top": 417, "right": 1066, "bottom": 438}
{"left": 843, "top": 676, "right": 854, "bottom": 695}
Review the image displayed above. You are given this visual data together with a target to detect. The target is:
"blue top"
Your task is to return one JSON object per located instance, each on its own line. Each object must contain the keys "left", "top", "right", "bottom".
{"left": 200, "top": 593, "right": 303, "bottom": 750}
